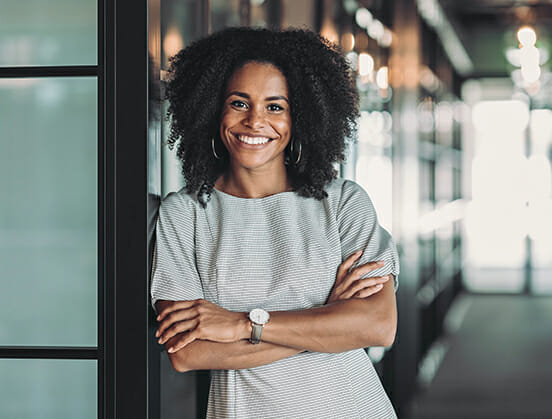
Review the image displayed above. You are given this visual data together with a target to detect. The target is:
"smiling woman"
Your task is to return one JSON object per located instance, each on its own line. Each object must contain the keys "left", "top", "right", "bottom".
{"left": 217, "top": 61, "right": 292, "bottom": 197}
{"left": 164, "top": 27, "right": 360, "bottom": 205}
{"left": 152, "top": 27, "right": 400, "bottom": 418}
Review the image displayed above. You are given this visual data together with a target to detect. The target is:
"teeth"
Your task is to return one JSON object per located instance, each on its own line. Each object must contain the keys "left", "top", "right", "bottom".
{"left": 237, "top": 135, "right": 271, "bottom": 145}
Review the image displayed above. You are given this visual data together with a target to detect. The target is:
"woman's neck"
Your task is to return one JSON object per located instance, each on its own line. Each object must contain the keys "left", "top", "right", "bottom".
{"left": 215, "top": 166, "right": 291, "bottom": 199}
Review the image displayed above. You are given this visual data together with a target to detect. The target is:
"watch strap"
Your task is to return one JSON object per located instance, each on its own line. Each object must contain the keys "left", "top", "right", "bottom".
{"left": 250, "top": 322, "right": 264, "bottom": 344}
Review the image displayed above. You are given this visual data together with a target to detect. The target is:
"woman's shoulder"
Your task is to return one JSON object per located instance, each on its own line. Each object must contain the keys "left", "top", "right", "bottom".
{"left": 159, "top": 187, "right": 200, "bottom": 215}
{"left": 325, "top": 178, "right": 371, "bottom": 205}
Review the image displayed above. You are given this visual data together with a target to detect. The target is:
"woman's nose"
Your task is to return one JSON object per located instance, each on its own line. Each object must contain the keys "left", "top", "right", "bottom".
{"left": 243, "top": 108, "right": 266, "bottom": 129}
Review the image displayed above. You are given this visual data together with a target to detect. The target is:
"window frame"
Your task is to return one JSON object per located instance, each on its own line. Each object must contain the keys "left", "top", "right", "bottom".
{"left": 0, "top": 0, "right": 153, "bottom": 418}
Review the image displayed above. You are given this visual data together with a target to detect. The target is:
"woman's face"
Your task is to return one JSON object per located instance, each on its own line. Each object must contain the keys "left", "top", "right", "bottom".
{"left": 219, "top": 61, "right": 292, "bottom": 173}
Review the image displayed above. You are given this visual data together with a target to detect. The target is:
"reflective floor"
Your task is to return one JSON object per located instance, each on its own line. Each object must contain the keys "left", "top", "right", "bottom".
{"left": 408, "top": 294, "right": 552, "bottom": 419}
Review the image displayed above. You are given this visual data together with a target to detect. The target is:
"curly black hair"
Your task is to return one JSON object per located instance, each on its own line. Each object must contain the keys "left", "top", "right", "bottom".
{"left": 165, "top": 27, "right": 359, "bottom": 206}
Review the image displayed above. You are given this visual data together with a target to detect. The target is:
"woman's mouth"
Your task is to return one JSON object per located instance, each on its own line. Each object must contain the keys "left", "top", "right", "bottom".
{"left": 236, "top": 134, "right": 272, "bottom": 145}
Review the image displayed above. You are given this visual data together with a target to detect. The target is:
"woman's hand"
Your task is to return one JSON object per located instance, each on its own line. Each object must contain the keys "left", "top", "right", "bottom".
{"left": 155, "top": 299, "right": 249, "bottom": 353}
{"left": 327, "top": 251, "right": 390, "bottom": 304}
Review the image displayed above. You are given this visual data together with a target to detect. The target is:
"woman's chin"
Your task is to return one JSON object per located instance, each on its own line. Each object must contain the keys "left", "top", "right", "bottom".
{"left": 230, "top": 155, "right": 286, "bottom": 172}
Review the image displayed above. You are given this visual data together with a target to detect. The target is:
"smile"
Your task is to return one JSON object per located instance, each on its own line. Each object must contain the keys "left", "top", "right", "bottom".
{"left": 237, "top": 135, "right": 272, "bottom": 145}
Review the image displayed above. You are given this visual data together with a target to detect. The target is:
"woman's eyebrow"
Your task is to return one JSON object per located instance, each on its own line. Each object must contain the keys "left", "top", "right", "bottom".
{"left": 266, "top": 95, "right": 289, "bottom": 103}
{"left": 226, "top": 91, "right": 249, "bottom": 99}
{"left": 226, "top": 91, "right": 289, "bottom": 103}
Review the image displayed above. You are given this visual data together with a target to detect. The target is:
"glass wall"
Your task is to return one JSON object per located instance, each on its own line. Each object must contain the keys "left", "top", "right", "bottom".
{"left": 0, "top": 77, "right": 97, "bottom": 347}
{"left": 0, "top": 1, "right": 97, "bottom": 66}
{"left": 462, "top": 79, "right": 552, "bottom": 294}
{"left": 0, "top": 359, "right": 96, "bottom": 419}
{"left": 0, "top": 2, "right": 98, "bottom": 418}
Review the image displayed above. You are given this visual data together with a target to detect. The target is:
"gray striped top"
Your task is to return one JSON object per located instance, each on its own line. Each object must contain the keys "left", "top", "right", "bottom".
{"left": 151, "top": 178, "right": 400, "bottom": 418}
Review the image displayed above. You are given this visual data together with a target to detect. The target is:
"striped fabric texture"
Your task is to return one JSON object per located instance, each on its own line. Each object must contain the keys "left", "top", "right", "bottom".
{"left": 151, "top": 178, "right": 400, "bottom": 418}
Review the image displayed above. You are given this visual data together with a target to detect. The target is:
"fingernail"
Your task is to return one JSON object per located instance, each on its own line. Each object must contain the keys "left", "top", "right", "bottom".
{"left": 155, "top": 331, "right": 159, "bottom": 337}
{"left": 158, "top": 339, "right": 163, "bottom": 344}
{"left": 356, "top": 250, "right": 363, "bottom": 255}
{"left": 168, "top": 347, "right": 174, "bottom": 353}
{"left": 377, "top": 260, "right": 385, "bottom": 265}
{"left": 376, "top": 284, "right": 383, "bottom": 288}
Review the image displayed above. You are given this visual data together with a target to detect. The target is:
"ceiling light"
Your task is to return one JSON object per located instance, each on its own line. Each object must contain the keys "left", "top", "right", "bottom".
{"left": 376, "top": 67, "right": 389, "bottom": 89}
{"left": 380, "top": 29, "right": 393, "bottom": 48}
{"left": 343, "top": 0, "right": 359, "bottom": 14}
{"left": 517, "top": 26, "right": 537, "bottom": 47}
{"left": 355, "top": 8, "right": 373, "bottom": 29}
{"left": 358, "top": 53, "right": 374, "bottom": 76}
{"left": 367, "top": 19, "right": 384, "bottom": 41}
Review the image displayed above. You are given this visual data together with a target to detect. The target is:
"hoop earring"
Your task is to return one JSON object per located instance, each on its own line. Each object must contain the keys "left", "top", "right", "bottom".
{"left": 211, "top": 137, "right": 221, "bottom": 160}
{"left": 290, "top": 139, "right": 302, "bottom": 165}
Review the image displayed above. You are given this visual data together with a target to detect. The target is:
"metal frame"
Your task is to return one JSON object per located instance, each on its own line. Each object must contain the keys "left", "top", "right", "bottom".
{"left": 102, "top": 0, "right": 151, "bottom": 417}
{"left": 0, "top": 66, "right": 97, "bottom": 78}
{"left": 0, "top": 347, "right": 97, "bottom": 360}
{"left": 0, "top": 0, "right": 151, "bottom": 417}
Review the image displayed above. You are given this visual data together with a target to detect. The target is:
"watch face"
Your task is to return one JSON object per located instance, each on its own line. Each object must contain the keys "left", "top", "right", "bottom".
{"left": 249, "top": 308, "right": 270, "bottom": 324}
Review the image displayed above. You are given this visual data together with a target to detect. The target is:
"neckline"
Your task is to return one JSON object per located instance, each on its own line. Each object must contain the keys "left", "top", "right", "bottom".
{"left": 212, "top": 187, "right": 296, "bottom": 201}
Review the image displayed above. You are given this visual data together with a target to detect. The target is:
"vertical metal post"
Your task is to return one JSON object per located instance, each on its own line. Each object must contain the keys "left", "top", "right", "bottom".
{"left": 102, "top": 0, "right": 150, "bottom": 417}
{"left": 101, "top": 0, "right": 116, "bottom": 416}
{"left": 390, "top": 0, "right": 422, "bottom": 414}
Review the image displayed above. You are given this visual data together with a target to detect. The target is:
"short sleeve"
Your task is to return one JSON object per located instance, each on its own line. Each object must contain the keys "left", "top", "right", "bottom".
{"left": 150, "top": 191, "right": 204, "bottom": 312}
{"left": 337, "top": 180, "right": 400, "bottom": 290}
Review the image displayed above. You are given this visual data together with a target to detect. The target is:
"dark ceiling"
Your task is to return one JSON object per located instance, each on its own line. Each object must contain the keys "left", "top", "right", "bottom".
{"left": 439, "top": 0, "right": 552, "bottom": 77}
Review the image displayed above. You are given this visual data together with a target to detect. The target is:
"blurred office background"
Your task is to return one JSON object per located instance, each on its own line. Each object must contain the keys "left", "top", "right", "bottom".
{"left": 1, "top": 0, "right": 551, "bottom": 418}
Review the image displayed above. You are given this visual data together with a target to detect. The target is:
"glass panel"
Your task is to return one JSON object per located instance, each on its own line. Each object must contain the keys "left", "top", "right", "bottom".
{"left": 465, "top": 100, "right": 528, "bottom": 292}
{"left": 161, "top": 0, "right": 202, "bottom": 70}
{"left": 0, "top": 0, "right": 97, "bottom": 66}
{"left": 0, "top": 77, "right": 97, "bottom": 346}
{"left": 0, "top": 359, "right": 96, "bottom": 419}
{"left": 211, "top": 0, "right": 241, "bottom": 32}
{"left": 251, "top": 0, "right": 269, "bottom": 27}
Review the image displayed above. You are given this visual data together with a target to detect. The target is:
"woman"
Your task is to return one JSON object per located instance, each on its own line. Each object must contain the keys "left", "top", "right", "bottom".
{"left": 151, "top": 27, "right": 400, "bottom": 418}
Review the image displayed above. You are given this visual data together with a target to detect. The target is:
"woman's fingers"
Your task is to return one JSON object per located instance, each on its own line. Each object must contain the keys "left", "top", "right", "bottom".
{"left": 336, "top": 250, "right": 363, "bottom": 282}
{"left": 328, "top": 256, "right": 388, "bottom": 304}
{"left": 157, "top": 299, "right": 201, "bottom": 322}
{"left": 354, "top": 284, "right": 385, "bottom": 298}
{"left": 339, "top": 260, "right": 385, "bottom": 291}
{"left": 350, "top": 260, "right": 385, "bottom": 278}
{"left": 156, "top": 299, "right": 243, "bottom": 348}
{"left": 341, "top": 275, "right": 390, "bottom": 299}
{"left": 156, "top": 305, "right": 200, "bottom": 338}
{"left": 167, "top": 331, "right": 198, "bottom": 353}
{"left": 158, "top": 318, "right": 199, "bottom": 344}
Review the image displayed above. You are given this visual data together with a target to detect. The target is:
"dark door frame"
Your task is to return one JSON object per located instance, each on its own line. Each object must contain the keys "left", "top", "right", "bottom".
{"left": 101, "top": 0, "right": 153, "bottom": 417}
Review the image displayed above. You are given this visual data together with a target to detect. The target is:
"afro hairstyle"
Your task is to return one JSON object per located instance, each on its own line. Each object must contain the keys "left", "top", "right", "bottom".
{"left": 165, "top": 26, "right": 359, "bottom": 206}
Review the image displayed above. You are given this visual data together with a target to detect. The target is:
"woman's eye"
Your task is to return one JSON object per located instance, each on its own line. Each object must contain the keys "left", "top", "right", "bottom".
{"left": 267, "top": 104, "right": 284, "bottom": 112}
{"left": 230, "top": 100, "right": 247, "bottom": 109}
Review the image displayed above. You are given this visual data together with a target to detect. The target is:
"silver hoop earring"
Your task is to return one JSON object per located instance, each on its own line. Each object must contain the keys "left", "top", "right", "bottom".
{"left": 211, "top": 137, "right": 221, "bottom": 160}
{"left": 290, "top": 139, "right": 302, "bottom": 165}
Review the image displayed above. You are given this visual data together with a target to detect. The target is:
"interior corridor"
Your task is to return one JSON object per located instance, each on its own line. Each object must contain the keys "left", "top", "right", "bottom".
{"left": 408, "top": 293, "right": 552, "bottom": 419}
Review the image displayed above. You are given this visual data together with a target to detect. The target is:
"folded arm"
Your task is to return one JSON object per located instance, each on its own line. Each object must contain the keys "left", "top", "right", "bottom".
{"left": 157, "top": 279, "right": 395, "bottom": 371}
{"left": 157, "top": 300, "right": 302, "bottom": 372}
{"left": 262, "top": 279, "right": 396, "bottom": 353}
{"left": 156, "top": 256, "right": 396, "bottom": 372}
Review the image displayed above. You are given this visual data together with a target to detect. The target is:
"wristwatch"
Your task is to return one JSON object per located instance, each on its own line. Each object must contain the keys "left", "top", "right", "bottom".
{"left": 249, "top": 308, "right": 270, "bottom": 344}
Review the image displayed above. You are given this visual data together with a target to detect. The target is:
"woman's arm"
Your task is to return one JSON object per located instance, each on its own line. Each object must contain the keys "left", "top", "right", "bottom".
{"left": 157, "top": 274, "right": 396, "bottom": 356}
{"left": 157, "top": 300, "right": 302, "bottom": 372}
{"left": 263, "top": 278, "right": 396, "bottom": 352}
{"left": 157, "top": 255, "right": 391, "bottom": 371}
